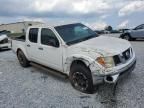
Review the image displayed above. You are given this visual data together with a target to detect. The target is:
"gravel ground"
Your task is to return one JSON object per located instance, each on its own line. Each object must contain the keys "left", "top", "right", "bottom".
{"left": 0, "top": 41, "right": 144, "bottom": 108}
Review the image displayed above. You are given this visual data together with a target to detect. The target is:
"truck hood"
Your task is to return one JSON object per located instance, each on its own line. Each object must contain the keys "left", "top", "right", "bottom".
{"left": 69, "top": 36, "right": 131, "bottom": 56}
{"left": 0, "top": 35, "right": 7, "bottom": 41}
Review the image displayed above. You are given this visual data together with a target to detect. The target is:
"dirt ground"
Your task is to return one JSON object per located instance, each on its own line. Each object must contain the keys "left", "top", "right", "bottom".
{"left": 0, "top": 41, "right": 144, "bottom": 108}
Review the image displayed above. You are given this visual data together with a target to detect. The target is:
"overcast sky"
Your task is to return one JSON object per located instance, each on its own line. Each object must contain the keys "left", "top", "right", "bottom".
{"left": 0, "top": 0, "right": 144, "bottom": 30}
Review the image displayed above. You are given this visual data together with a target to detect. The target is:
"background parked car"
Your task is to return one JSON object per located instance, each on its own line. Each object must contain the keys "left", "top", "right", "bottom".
{"left": 0, "top": 30, "right": 11, "bottom": 35}
{"left": 120, "top": 24, "right": 144, "bottom": 41}
{"left": 0, "top": 34, "right": 11, "bottom": 50}
{"left": 118, "top": 29, "right": 130, "bottom": 33}
{"left": 94, "top": 30, "right": 105, "bottom": 35}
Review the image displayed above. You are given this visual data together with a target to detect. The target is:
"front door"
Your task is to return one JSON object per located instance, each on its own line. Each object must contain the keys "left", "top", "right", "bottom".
{"left": 38, "top": 28, "right": 63, "bottom": 72}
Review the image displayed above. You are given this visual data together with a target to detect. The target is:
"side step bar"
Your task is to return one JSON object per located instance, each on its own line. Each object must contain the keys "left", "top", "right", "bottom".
{"left": 30, "top": 62, "right": 68, "bottom": 79}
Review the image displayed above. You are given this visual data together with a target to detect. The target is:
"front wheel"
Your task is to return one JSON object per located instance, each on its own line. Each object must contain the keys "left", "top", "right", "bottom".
{"left": 69, "top": 63, "right": 94, "bottom": 94}
{"left": 17, "top": 50, "right": 30, "bottom": 67}
{"left": 132, "top": 38, "right": 136, "bottom": 41}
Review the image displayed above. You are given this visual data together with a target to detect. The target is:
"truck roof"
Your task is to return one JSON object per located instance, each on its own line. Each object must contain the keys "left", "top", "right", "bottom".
{"left": 30, "top": 22, "right": 79, "bottom": 28}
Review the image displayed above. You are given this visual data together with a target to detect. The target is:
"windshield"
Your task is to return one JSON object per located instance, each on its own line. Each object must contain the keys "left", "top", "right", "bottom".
{"left": 55, "top": 23, "right": 97, "bottom": 45}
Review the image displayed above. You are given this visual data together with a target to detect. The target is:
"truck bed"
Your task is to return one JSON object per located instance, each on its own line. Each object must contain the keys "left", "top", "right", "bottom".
{"left": 11, "top": 35, "right": 26, "bottom": 53}
{"left": 11, "top": 34, "right": 26, "bottom": 42}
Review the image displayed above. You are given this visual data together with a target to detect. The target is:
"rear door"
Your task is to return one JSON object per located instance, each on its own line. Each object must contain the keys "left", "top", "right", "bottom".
{"left": 141, "top": 25, "right": 144, "bottom": 38}
{"left": 37, "top": 28, "right": 63, "bottom": 72}
{"left": 26, "top": 28, "right": 40, "bottom": 62}
{"left": 131, "top": 25, "right": 144, "bottom": 38}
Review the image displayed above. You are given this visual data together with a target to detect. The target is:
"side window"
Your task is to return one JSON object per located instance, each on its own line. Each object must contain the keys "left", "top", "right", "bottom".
{"left": 142, "top": 25, "right": 144, "bottom": 29}
{"left": 41, "top": 28, "right": 59, "bottom": 47}
{"left": 135, "top": 25, "right": 143, "bottom": 30}
{"left": 29, "top": 28, "right": 38, "bottom": 43}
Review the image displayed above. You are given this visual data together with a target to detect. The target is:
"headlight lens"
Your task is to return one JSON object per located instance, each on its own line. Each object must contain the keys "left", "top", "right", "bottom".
{"left": 96, "top": 57, "right": 115, "bottom": 68}
{"left": 0, "top": 38, "right": 8, "bottom": 44}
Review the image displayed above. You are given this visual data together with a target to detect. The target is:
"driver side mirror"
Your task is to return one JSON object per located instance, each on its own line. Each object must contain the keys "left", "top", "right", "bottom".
{"left": 47, "top": 38, "right": 59, "bottom": 48}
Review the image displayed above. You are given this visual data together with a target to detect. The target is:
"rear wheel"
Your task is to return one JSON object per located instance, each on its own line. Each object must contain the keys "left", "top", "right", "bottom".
{"left": 69, "top": 63, "right": 94, "bottom": 94}
{"left": 123, "top": 34, "right": 136, "bottom": 41}
{"left": 17, "top": 50, "right": 30, "bottom": 67}
{"left": 123, "top": 34, "right": 131, "bottom": 41}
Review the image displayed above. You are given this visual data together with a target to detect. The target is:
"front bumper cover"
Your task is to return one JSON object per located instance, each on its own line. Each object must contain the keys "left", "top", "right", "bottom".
{"left": 92, "top": 58, "right": 136, "bottom": 85}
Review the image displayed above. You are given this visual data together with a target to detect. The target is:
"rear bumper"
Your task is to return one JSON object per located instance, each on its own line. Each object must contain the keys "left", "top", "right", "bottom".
{"left": 92, "top": 58, "right": 136, "bottom": 85}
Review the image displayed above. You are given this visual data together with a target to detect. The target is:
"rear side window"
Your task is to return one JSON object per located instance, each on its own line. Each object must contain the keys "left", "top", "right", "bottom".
{"left": 142, "top": 25, "right": 144, "bottom": 29}
{"left": 135, "top": 24, "right": 144, "bottom": 30}
{"left": 29, "top": 28, "right": 38, "bottom": 43}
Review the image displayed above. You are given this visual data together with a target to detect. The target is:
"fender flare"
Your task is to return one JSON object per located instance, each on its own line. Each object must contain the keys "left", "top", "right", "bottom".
{"left": 64, "top": 54, "right": 102, "bottom": 75}
{"left": 16, "top": 46, "right": 29, "bottom": 60}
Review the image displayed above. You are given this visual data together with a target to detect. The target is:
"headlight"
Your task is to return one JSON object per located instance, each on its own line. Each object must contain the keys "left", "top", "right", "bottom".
{"left": 96, "top": 57, "right": 115, "bottom": 68}
{"left": 0, "top": 38, "right": 8, "bottom": 44}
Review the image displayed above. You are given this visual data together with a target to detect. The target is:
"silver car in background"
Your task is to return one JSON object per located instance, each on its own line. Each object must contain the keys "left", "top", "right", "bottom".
{"left": 121, "top": 24, "right": 144, "bottom": 41}
{"left": 0, "top": 34, "right": 11, "bottom": 50}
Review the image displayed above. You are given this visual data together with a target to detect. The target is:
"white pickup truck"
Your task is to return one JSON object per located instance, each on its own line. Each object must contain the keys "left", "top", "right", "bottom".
{"left": 12, "top": 23, "right": 136, "bottom": 93}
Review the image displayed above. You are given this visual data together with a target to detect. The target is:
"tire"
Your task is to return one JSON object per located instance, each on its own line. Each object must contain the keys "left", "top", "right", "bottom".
{"left": 17, "top": 50, "right": 30, "bottom": 67}
{"left": 123, "top": 34, "right": 132, "bottom": 41}
{"left": 69, "top": 63, "right": 94, "bottom": 94}
{"left": 132, "top": 38, "right": 136, "bottom": 41}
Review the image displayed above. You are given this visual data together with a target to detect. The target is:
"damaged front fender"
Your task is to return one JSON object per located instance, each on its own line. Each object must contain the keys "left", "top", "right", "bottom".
{"left": 64, "top": 54, "right": 105, "bottom": 76}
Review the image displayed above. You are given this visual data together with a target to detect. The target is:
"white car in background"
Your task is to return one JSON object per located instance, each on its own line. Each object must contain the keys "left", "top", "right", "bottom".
{"left": 0, "top": 34, "right": 11, "bottom": 50}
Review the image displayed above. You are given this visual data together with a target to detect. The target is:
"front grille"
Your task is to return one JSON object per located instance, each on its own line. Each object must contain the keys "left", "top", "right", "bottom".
{"left": 113, "top": 55, "right": 121, "bottom": 66}
{"left": 122, "top": 48, "right": 131, "bottom": 60}
{"left": 113, "top": 48, "right": 132, "bottom": 66}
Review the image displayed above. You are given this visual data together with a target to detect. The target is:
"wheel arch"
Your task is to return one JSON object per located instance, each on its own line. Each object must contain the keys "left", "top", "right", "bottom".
{"left": 64, "top": 55, "right": 99, "bottom": 75}
{"left": 16, "top": 47, "right": 29, "bottom": 60}
{"left": 120, "top": 33, "right": 131, "bottom": 39}
{"left": 70, "top": 60, "right": 88, "bottom": 71}
{"left": 17, "top": 48, "right": 22, "bottom": 55}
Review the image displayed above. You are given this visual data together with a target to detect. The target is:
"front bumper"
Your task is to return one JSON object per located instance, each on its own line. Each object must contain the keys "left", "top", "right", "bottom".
{"left": 0, "top": 43, "right": 11, "bottom": 49}
{"left": 92, "top": 57, "right": 136, "bottom": 85}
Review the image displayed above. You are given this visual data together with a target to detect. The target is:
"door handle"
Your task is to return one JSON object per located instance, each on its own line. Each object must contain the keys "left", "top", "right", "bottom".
{"left": 27, "top": 44, "right": 30, "bottom": 47}
{"left": 38, "top": 47, "right": 43, "bottom": 50}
